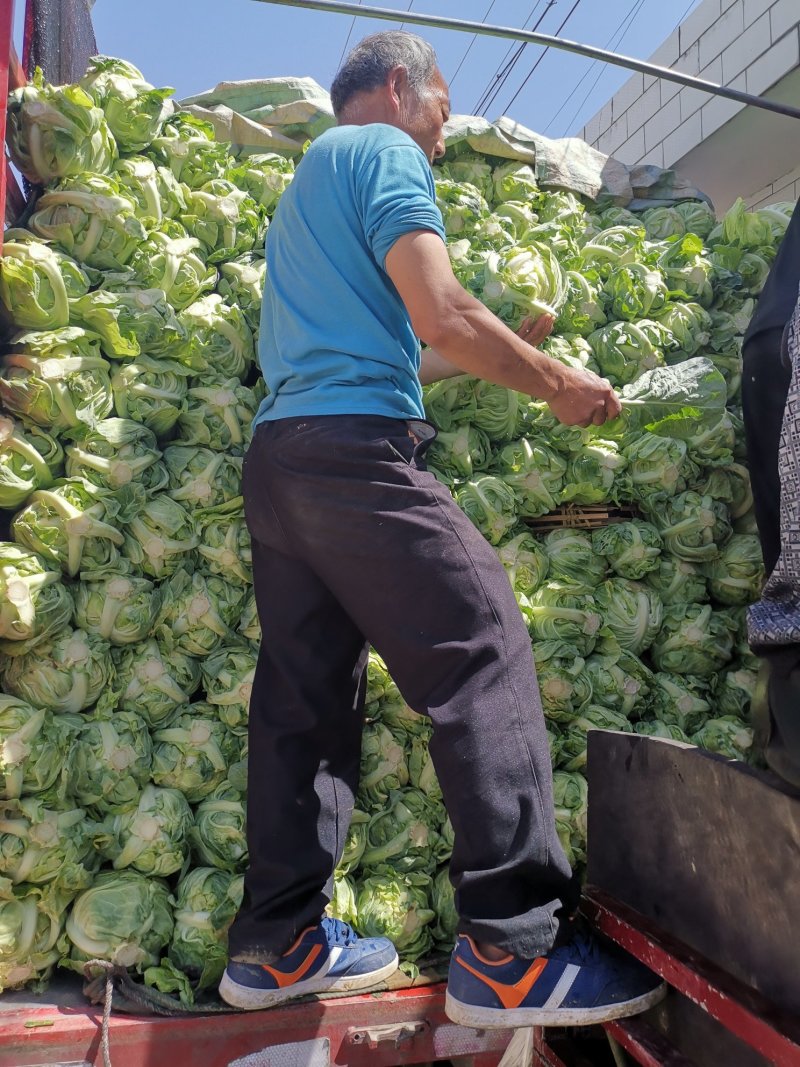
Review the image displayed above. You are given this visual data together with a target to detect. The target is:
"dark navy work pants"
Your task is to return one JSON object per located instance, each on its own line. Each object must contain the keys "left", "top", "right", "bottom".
{"left": 226, "top": 414, "right": 573, "bottom": 963}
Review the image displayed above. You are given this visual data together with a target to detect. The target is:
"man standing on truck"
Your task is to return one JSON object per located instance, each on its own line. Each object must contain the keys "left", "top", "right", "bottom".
{"left": 221, "top": 31, "right": 664, "bottom": 1028}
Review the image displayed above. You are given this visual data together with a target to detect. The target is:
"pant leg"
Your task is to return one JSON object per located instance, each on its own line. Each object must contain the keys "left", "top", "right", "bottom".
{"left": 742, "top": 326, "right": 791, "bottom": 577}
{"left": 226, "top": 446, "right": 369, "bottom": 963}
{"left": 257, "top": 414, "right": 573, "bottom": 960}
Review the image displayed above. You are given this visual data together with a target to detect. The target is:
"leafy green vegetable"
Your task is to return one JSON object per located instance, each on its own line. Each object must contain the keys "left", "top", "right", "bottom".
{"left": 147, "top": 113, "right": 231, "bottom": 190}
{"left": 12, "top": 480, "right": 125, "bottom": 577}
{"left": 79, "top": 56, "right": 174, "bottom": 151}
{"left": 527, "top": 582, "right": 601, "bottom": 656}
{"left": 176, "top": 377, "right": 261, "bottom": 451}
{"left": 702, "top": 534, "right": 764, "bottom": 606}
{"left": 67, "top": 711, "right": 153, "bottom": 814}
{"left": 157, "top": 569, "right": 245, "bottom": 658}
{"left": 356, "top": 866, "right": 435, "bottom": 962}
{"left": 0, "top": 417, "right": 55, "bottom": 509}
{"left": 97, "top": 784, "right": 192, "bottom": 877}
{"left": 0, "top": 797, "right": 99, "bottom": 890}
{"left": 455, "top": 476, "right": 518, "bottom": 545}
{"left": 190, "top": 784, "right": 247, "bottom": 874}
{"left": 583, "top": 650, "right": 651, "bottom": 718}
{"left": 358, "top": 722, "right": 409, "bottom": 808}
{"left": 558, "top": 705, "right": 632, "bottom": 771}
{"left": 217, "top": 252, "right": 266, "bottom": 332}
{"left": 111, "top": 356, "right": 190, "bottom": 437}
{"left": 361, "top": 789, "right": 442, "bottom": 874}
{"left": 163, "top": 446, "right": 243, "bottom": 510}
{"left": 0, "top": 235, "right": 90, "bottom": 331}
{"left": 591, "top": 520, "right": 662, "bottom": 580}
{"left": 65, "top": 419, "right": 167, "bottom": 493}
{"left": 0, "top": 544, "right": 72, "bottom": 652}
{"left": 194, "top": 500, "right": 252, "bottom": 585}
{"left": 29, "top": 173, "right": 146, "bottom": 271}
{"left": 111, "top": 634, "right": 200, "bottom": 728}
{"left": 7, "top": 74, "right": 116, "bottom": 183}
{"left": 644, "top": 555, "right": 708, "bottom": 606}
{"left": 151, "top": 704, "right": 238, "bottom": 803}
{"left": 129, "top": 229, "right": 217, "bottom": 310}
{"left": 121, "top": 494, "right": 198, "bottom": 579}
{"left": 200, "top": 643, "right": 256, "bottom": 732}
{"left": 493, "top": 438, "right": 566, "bottom": 518}
{"left": 0, "top": 330, "right": 113, "bottom": 431}
{"left": 691, "top": 716, "right": 753, "bottom": 760}
{"left": 0, "top": 881, "right": 71, "bottom": 992}
{"left": 64, "top": 869, "right": 173, "bottom": 972}
{"left": 651, "top": 491, "right": 732, "bottom": 563}
{"left": 542, "top": 528, "right": 607, "bottom": 588}
{"left": 593, "top": 578, "right": 663, "bottom": 655}
{"left": 651, "top": 604, "right": 736, "bottom": 676}
{"left": 0, "top": 627, "right": 112, "bottom": 715}
{"left": 0, "top": 697, "right": 75, "bottom": 801}
{"left": 166, "top": 866, "right": 243, "bottom": 991}
{"left": 496, "top": 530, "right": 549, "bottom": 598}
{"left": 70, "top": 287, "right": 186, "bottom": 360}
{"left": 181, "top": 179, "right": 263, "bottom": 264}
{"left": 227, "top": 153, "right": 294, "bottom": 214}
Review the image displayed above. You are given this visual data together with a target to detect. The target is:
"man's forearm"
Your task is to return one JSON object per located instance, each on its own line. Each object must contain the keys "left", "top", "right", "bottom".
{"left": 418, "top": 347, "right": 468, "bottom": 385}
{"left": 425, "top": 292, "right": 568, "bottom": 403}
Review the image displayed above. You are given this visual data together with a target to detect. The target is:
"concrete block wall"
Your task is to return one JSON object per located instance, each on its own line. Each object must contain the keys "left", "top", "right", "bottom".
{"left": 747, "top": 160, "right": 800, "bottom": 207}
{"left": 579, "top": 0, "right": 800, "bottom": 170}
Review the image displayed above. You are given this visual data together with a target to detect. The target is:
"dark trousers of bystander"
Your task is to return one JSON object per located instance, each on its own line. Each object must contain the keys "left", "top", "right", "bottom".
{"left": 226, "top": 414, "right": 575, "bottom": 964}
{"left": 741, "top": 326, "right": 792, "bottom": 576}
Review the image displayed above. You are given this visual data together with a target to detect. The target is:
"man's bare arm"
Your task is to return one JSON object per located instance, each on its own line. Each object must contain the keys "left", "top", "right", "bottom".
{"left": 386, "top": 230, "right": 620, "bottom": 427}
{"left": 419, "top": 316, "right": 554, "bottom": 385}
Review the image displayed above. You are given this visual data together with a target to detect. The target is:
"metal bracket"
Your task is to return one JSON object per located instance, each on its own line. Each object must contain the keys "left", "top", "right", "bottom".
{"left": 346, "top": 1020, "right": 429, "bottom": 1049}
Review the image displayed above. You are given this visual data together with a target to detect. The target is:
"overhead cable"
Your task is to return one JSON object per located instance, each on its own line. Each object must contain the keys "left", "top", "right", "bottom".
{"left": 503, "top": 0, "right": 583, "bottom": 115}
{"left": 544, "top": 0, "right": 645, "bottom": 135}
{"left": 448, "top": 0, "right": 499, "bottom": 92}
{"left": 475, "top": 1, "right": 555, "bottom": 117}
{"left": 252, "top": 0, "right": 800, "bottom": 122}
{"left": 336, "top": 0, "right": 363, "bottom": 68}
{"left": 556, "top": 0, "right": 647, "bottom": 136}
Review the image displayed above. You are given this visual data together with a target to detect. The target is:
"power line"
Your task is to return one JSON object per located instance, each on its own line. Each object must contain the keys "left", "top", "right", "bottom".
{"left": 476, "top": 1, "right": 556, "bottom": 117}
{"left": 503, "top": 0, "right": 583, "bottom": 115}
{"left": 543, "top": 0, "right": 643, "bottom": 134}
{"left": 399, "top": 0, "right": 415, "bottom": 32}
{"left": 448, "top": 0, "right": 499, "bottom": 93}
{"left": 337, "top": 0, "right": 363, "bottom": 69}
{"left": 556, "top": 0, "right": 647, "bottom": 137}
{"left": 472, "top": 2, "right": 546, "bottom": 115}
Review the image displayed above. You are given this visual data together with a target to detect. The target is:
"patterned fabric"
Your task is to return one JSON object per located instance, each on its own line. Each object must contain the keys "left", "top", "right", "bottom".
{"left": 749, "top": 284, "right": 800, "bottom": 646}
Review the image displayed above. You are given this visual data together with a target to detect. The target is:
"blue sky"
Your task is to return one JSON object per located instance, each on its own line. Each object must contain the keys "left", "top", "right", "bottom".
{"left": 87, "top": 0, "right": 701, "bottom": 137}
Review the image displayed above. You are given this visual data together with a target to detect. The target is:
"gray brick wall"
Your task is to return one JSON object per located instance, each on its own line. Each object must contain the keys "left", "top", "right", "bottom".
{"left": 580, "top": 0, "right": 799, "bottom": 176}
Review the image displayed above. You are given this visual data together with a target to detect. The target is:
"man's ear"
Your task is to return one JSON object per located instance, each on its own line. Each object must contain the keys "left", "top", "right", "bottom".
{"left": 386, "top": 65, "right": 409, "bottom": 115}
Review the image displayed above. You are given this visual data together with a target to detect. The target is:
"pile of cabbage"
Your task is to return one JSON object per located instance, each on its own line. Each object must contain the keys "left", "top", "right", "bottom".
{"left": 0, "top": 57, "right": 779, "bottom": 998}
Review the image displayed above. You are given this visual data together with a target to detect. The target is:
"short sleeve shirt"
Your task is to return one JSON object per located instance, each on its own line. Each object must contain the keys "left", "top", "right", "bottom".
{"left": 254, "top": 124, "right": 446, "bottom": 424}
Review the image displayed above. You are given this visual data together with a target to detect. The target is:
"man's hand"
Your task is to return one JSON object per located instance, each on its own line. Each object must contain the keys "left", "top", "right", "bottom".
{"left": 547, "top": 367, "right": 621, "bottom": 427}
{"left": 516, "top": 314, "right": 555, "bottom": 348}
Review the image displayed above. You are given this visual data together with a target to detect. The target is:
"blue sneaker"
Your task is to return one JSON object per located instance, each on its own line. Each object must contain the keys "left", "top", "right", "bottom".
{"left": 445, "top": 932, "right": 666, "bottom": 1028}
{"left": 219, "top": 917, "right": 399, "bottom": 1010}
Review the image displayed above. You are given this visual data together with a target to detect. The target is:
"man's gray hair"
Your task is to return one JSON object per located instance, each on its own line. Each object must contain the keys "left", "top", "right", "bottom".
{"left": 331, "top": 31, "right": 438, "bottom": 116}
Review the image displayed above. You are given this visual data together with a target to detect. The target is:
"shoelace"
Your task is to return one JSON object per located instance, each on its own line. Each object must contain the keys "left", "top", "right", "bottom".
{"left": 549, "top": 930, "right": 601, "bottom": 967}
{"left": 319, "top": 916, "right": 358, "bottom": 947}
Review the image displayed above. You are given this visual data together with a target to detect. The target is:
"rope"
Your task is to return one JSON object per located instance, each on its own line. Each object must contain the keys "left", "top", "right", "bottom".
{"left": 83, "top": 960, "right": 115, "bottom": 1067}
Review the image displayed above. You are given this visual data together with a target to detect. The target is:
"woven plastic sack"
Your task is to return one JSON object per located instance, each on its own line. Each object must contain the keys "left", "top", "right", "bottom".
{"left": 181, "top": 77, "right": 335, "bottom": 157}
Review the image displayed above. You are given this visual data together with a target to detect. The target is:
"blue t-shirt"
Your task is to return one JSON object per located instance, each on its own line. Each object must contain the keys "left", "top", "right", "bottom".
{"left": 253, "top": 123, "right": 446, "bottom": 424}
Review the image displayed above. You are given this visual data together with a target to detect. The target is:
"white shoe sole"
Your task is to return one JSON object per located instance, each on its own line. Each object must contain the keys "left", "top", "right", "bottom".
{"left": 445, "top": 980, "right": 667, "bottom": 1029}
{"left": 219, "top": 954, "right": 400, "bottom": 1011}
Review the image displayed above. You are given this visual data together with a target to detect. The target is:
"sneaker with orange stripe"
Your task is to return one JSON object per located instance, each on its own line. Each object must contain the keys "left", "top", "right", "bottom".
{"left": 219, "top": 918, "right": 398, "bottom": 1010}
{"left": 445, "top": 932, "right": 666, "bottom": 1029}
